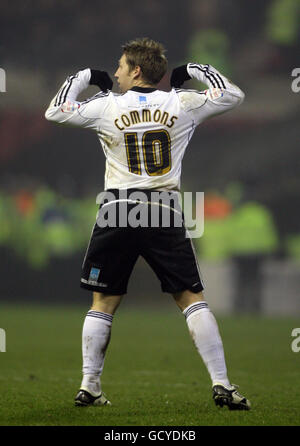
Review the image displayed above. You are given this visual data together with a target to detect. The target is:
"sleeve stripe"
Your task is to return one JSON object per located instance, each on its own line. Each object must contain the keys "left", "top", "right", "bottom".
{"left": 81, "top": 91, "right": 110, "bottom": 104}
{"left": 201, "top": 65, "right": 218, "bottom": 88}
{"left": 60, "top": 75, "right": 76, "bottom": 105}
{"left": 213, "top": 72, "right": 226, "bottom": 89}
{"left": 189, "top": 63, "right": 225, "bottom": 90}
{"left": 175, "top": 88, "right": 207, "bottom": 95}
{"left": 54, "top": 84, "right": 66, "bottom": 106}
{"left": 192, "top": 64, "right": 219, "bottom": 88}
{"left": 54, "top": 75, "right": 76, "bottom": 107}
{"left": 56, "top": 80, "right": 70, "bottom": 106}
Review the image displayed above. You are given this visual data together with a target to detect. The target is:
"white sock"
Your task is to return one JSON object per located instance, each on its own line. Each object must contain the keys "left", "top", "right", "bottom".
{"left": 80, "top": 310, "right": 113, "bottom": 396}
{"left": 183, "top": 301, "right": 231, "bottom": 387}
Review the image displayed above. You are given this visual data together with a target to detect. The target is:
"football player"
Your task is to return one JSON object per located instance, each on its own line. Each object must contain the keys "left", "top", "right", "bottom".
{"left": 45, "top": 37, "right": 250, "bottom": 410}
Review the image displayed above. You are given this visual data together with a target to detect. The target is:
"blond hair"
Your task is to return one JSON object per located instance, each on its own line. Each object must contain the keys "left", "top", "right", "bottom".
{"left": 122, "top": 37, "right": 168, "bottom": 85}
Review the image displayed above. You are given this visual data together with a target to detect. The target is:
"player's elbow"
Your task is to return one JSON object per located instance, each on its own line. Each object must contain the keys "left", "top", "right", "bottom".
{"left": 228, "top": 88, "right": 245, "bottom": 108}
{"left": 237, "top": 88, "right": 245, "bottom": 104}
{"left": 44, "top": 108, "right": 57, "bottom": 122}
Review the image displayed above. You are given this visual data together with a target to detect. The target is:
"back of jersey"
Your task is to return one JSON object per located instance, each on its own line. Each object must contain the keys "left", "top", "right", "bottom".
{"left": 99, "top": 87, "right": 195, "bottom": 191}
{"left": 45, "top": 64, "right": 244, "bottom": 192}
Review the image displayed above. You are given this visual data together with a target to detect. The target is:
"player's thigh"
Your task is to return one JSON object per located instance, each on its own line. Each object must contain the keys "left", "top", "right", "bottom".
{"left": 140, "top": 225, "right": 204, "bottom": 295}
{"left": 81, "top": 225, "right": 139, "bottom": 295}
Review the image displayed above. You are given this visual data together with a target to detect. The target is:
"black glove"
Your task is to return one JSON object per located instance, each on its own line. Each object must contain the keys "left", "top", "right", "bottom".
{"left": 170, "top": 65, "right": 191, "bottom": 88}
{"left": 89, "top": 70, "right": 113, "bottom": 92}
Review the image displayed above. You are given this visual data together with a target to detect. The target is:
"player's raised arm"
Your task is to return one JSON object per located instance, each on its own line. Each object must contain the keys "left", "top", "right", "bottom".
{"left": 44, "top": 68, "right": 113, "bottom": 129}
{"left": 170, "top": 63, "right": 245, "bottom": 125}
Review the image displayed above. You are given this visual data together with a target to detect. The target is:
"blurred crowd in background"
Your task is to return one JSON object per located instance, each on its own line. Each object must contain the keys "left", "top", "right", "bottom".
{"left": 0, "top": 182, "right": 292, "bottom": 269}
{"left": 0, "top": 0, "right": 299, "bottom": 307}
{"left": 1, "top": 0, "right": 299, "bottom": 76}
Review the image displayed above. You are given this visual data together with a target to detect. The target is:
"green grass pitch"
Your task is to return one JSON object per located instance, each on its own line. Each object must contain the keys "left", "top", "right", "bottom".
{"left": 0, "top": 302, "right": 299, "bottom": 426}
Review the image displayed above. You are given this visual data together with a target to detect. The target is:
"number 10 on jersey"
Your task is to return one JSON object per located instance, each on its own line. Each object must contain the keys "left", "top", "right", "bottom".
{"left": 125, "top": 130, "right": 171, "bottom": 176}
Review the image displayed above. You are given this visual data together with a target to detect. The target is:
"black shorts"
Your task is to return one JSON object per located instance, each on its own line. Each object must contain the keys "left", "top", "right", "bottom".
{"left": 80, "top": 189, "right": 204, "bottom": 295}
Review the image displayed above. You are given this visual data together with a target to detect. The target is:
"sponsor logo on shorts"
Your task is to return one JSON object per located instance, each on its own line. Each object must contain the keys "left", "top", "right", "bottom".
{"left": 89, "top": 267, "right": 101, "bottom": 282}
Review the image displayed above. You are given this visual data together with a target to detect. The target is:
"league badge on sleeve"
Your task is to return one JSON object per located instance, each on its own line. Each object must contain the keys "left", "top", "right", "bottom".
{"left": 209, "top": 88, "right": 224, "bottom": 101}
{"left": 61, "top": 100, "right": 81, "bottom": 113}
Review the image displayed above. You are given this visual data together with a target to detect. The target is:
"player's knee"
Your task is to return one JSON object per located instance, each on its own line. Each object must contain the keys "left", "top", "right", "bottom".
{"left": 172, "top": 289, "right": 205, "bottom": 311}
{"left": 91, "top": 292, "right": 122, "bottom": 314}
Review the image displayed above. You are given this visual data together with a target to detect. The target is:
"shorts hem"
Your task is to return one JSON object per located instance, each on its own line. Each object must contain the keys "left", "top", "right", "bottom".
{"left": 161, "top": 284, "right": 204, "bottom": 294}
{"left": 80, "top": 282, "right": 127, "bottom": 295}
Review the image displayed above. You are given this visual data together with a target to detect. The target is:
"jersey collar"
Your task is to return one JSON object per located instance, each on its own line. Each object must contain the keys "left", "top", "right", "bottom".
{"left": 130, "top": 86, "right": 157, "bottom": 93}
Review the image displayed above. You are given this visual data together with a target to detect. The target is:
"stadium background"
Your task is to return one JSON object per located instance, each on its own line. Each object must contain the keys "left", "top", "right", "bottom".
{"left": 0, "top": 0, "right": 299, "bottom": 314}
{"left": 1, "top": 0, "right": 300, "bottom": 428}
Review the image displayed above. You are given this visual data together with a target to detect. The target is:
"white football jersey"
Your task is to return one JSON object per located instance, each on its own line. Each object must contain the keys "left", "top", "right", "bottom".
{"left": 45, "top": 64, "right": 244, "bottom": 191}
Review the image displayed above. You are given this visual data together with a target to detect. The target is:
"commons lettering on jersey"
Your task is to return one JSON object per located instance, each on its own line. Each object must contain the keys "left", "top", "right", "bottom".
{"left": 114, "top": 108, "right": 178, "bottom": 130}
